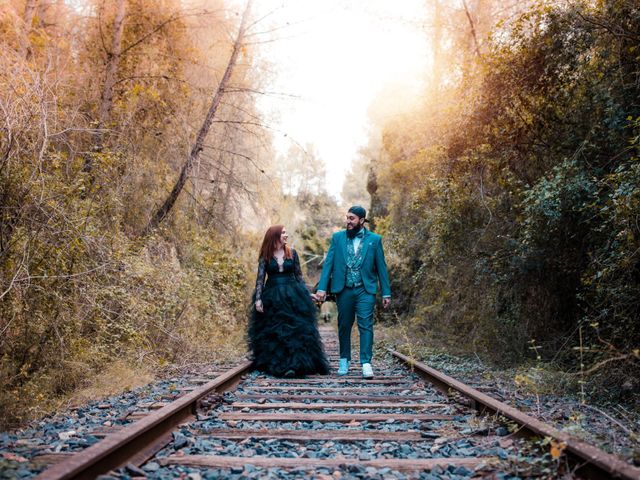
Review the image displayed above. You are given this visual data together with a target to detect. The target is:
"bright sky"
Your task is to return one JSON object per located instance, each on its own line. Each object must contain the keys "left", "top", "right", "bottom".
{"left": 252, "top": 0, "right": 430, "bottom": 199}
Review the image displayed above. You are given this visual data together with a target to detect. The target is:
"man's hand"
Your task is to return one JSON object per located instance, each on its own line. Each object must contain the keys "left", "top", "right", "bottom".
{"left": 316, "top": 291, "right": 326, "bottom": 302}
{"left": 255, "top": 300, "right": 264, "bottom": 313}
{"left": 382, "top": 297, "right": 391, "bottom": 309}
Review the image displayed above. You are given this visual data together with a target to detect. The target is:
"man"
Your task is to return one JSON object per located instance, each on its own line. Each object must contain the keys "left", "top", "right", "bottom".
{"left": 316, "top": 206, "right": 391, "bottom": 378}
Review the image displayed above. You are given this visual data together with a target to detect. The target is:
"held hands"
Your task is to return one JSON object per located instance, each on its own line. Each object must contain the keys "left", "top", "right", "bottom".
{"left": 314, "top": 291, "right": 390, "bottom": 308}
{"left": 255, "top": 300, "right": 264, "bottom": 313}
{"left": 310, "top": 293, "right": 323, "bottom": 307}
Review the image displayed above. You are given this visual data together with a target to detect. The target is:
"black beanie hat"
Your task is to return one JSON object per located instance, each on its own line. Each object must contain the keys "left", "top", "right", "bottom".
{"left": 348, "top": 205, "right": 366, "bottom": 219}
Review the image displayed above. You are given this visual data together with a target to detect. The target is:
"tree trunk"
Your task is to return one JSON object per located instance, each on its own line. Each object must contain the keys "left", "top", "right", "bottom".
{"left": 20, "top": 0, "right": 38, "bottom": 59}
{"left": 84, "top": 0, "right": 127, "bottom": 173}
{"left": 462, "top": 0, "right": 482, "bottom": 59}
{"left": 98, "top": 0, "right": 127, "bottom": 129}
{"left": 143, "top": 0, "right": 253, "bottom": 235}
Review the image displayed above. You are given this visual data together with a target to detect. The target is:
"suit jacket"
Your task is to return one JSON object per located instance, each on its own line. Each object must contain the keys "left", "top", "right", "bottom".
{"left": 318, "top": 229, "right": 391, "bottom": 297}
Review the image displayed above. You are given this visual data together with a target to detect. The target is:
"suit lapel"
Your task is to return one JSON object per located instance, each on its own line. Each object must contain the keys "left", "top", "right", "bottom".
{"left": 341, "top": 230, "right": 349, "bottom": 263}
{"left": 359, "top": 230, "right": 372, "bottom": 262}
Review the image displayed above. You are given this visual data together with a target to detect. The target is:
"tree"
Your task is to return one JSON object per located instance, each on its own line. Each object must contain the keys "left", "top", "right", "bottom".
{"left": 366, "top": 0, "right": 640, "bottom": 398}
{"left": 0, "top": 0, "right": 265, "bottom": 428}
{"left": 341, "top": 150, "right": 371, "bottom": 209}
{"left": 97, "top": 0, "right": 126, "bottom": 142}
{"left": 276, "top": 143, "right": 327, "bottom": 197}
{"left": 144, "top": 0, "right": 253, "bottom": 234}
{"left": 19, "top": 0, "right": 38, "bottom": 59}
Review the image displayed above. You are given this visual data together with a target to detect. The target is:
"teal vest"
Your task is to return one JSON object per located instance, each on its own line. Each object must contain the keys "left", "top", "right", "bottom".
{"left": 346, "top": 235, "right": 364, "bottom": 287}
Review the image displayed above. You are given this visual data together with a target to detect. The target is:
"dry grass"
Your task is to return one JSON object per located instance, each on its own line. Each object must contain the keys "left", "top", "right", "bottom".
{"left": 69, "top": 360, "right": 154, "bottom": 407}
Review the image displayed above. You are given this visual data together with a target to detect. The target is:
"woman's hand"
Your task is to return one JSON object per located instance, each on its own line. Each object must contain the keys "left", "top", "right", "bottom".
{"left": 255, "top": 300, "right": 264, "bottom": 313}
{"left": 310, "top": 293, "right": 323, "bottom": 306}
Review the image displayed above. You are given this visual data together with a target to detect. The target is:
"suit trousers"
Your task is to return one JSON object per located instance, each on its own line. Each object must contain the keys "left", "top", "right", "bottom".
{"left": 336, "top": 285, "right": 376, "bottom": 364}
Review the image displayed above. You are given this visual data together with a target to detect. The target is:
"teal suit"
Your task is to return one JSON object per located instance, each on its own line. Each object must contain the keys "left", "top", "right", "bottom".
{"left": 318, "top": 229, "right": 391, "bottom": 296}
{"left": 318, "top": 229, "right": 391, "bottom": 364}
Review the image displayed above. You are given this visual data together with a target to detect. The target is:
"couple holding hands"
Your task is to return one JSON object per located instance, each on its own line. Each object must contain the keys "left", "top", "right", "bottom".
{"left": 248, "top": 206, "right": 391, "bottom": 379}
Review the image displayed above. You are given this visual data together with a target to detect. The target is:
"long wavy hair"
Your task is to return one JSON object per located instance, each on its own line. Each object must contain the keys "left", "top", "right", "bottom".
{"left": 259, "top": 225, "right": 292, "bottom": 262}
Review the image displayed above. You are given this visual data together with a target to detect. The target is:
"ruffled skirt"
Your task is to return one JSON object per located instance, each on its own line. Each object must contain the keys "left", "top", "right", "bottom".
{"left": 249, "top": 275, "right": 329, "bottom": 377}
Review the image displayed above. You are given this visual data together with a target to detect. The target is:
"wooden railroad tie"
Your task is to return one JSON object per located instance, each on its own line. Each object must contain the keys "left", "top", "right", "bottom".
{"left": 195, "top": 428, "right": 427, "bottom": 441}
{"left": 229, "top": 402, "right": 448, "bottom": 410}
{"left": 254, "top": 378, "right": 413, "bottom": 385}
{"left": 218, "top": 412, "right": 453, "bottom": 422}
{"left": 244, "top": 386, "right": 421, "bottom": 392}
{"left": 159, "top": 455, "right": 498, "bottom": 472}
{"left": 234, "top": 394, "right": 436, "bottom": 402}
{"left": 304, "top": 375, "right": 407, "bottom": 380}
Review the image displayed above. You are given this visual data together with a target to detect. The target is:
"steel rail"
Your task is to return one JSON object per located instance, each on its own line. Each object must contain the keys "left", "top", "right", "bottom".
{"left": 389, "top": 349, "right": 640, "bottom": 480}
{"left": 36, "top": 360, "right": 253, "bottom": 480}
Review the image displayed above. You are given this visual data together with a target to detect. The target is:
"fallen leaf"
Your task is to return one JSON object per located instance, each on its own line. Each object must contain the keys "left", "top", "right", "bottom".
{"left": 550, "top": 440, "right": 567, "bottom": 459}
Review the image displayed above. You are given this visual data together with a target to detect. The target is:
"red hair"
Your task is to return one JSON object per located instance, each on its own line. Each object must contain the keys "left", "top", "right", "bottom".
{"left": 259, "top": 225, "right": 292, "bottom": 262}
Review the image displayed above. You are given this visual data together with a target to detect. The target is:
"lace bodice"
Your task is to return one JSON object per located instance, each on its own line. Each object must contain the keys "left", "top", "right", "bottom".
{"left": 255, "top": 249, "right": 306, "bottom": 302}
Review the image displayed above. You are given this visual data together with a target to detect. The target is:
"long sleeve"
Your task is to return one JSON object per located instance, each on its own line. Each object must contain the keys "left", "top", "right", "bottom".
{"left": 293, "top": 250, "right": 304, "bottom": 283}
{"left": 375, "top": 239, "right": 392, "bottom": 298}
{"left": 293, "top": 249, "right": 311, "bottom": 292}
{"left": 255, "top": 258, "right": 266, "bottom": 302}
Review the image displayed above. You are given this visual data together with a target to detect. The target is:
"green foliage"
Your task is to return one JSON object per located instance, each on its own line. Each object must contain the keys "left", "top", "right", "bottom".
{"left": 0, "top": 179, "right": 248, "bottom": 427}
{"left": 0, "top": 1, "right": 251, "bottom": 428}
{"left": 373, "top": 0, "right": 640, "bottom": 399}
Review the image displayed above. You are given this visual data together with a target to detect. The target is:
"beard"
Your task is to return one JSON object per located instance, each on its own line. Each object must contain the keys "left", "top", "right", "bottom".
{"left": 346, "top": 224, "right": 363, "bottom": 239}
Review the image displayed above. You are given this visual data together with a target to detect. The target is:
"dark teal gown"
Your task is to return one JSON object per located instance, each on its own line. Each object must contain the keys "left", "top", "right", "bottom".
{"left": 248, "top": 250, "right": 329, "bottom": 377}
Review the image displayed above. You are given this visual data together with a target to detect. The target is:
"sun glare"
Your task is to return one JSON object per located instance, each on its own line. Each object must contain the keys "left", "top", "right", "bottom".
{"left": 253, "top": 0, "right": 430, "bottom": 198}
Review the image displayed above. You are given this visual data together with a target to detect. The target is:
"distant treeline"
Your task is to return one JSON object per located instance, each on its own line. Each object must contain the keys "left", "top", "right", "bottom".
{"left": 371, "top": 0, "right": 639, "bottom": 399}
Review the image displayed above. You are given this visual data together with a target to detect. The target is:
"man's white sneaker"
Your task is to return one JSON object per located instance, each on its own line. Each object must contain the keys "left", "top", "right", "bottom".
{"left": 337, "top": 358, "right": 349, "bottom": 376}
{"left": 362, "top": 363, "right": 374, "bottom": 379}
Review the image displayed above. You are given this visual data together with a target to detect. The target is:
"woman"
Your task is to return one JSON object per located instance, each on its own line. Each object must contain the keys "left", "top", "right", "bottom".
{"left": 248, "top": 225, "right": 329, "bottom": 378}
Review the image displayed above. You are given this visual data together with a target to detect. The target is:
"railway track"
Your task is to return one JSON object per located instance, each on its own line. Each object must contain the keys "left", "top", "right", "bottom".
{"left": 33, "top": 326, "right": 640, "bottom": 479}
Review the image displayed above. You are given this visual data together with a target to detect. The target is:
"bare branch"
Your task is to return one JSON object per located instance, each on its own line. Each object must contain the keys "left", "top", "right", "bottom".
{"left": 462, "top": 0, "right": 483, "bottom": 59}
{"left": 119, "top": 12, "right": 180, "bottom": 57}
{"left": 223, "top": 87, "right": 302, "bottom": 99}
{"left": 202, "top": 145, "right": 265, "bottom": 174}
{"left": 143, "top": 0, "right": 254, "bottom": 235}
